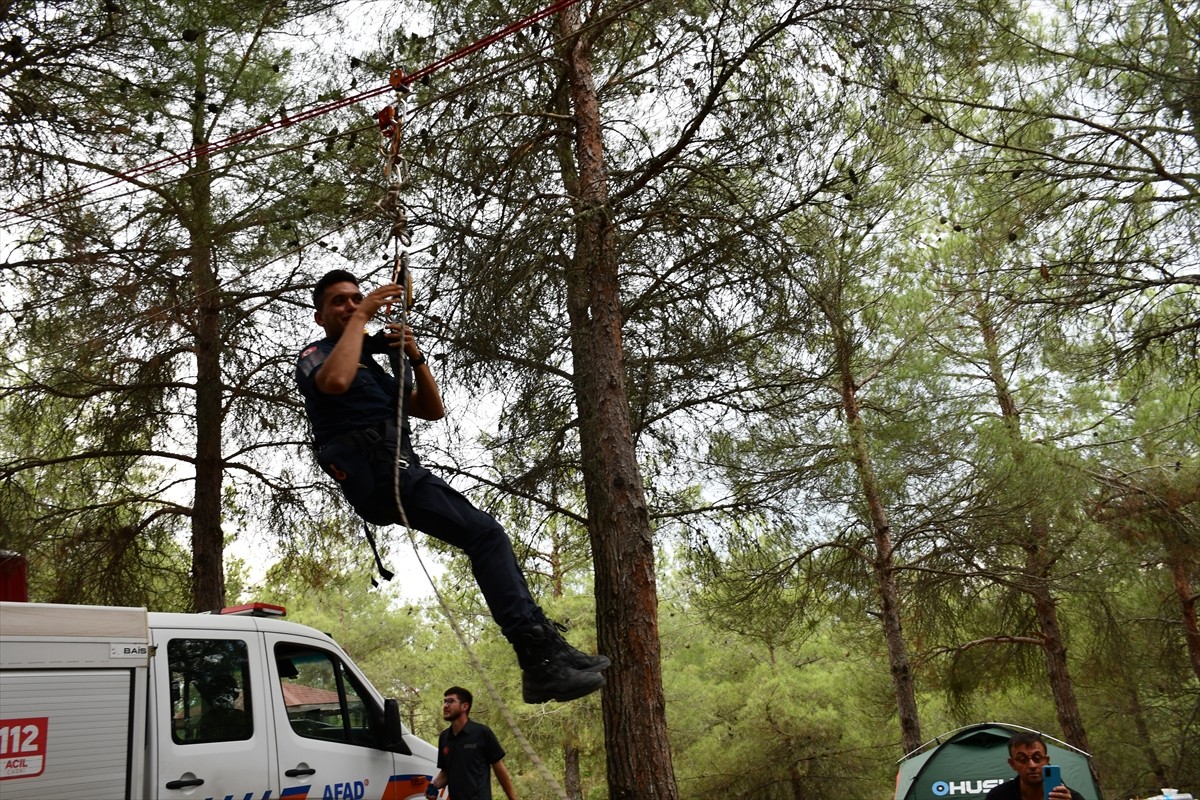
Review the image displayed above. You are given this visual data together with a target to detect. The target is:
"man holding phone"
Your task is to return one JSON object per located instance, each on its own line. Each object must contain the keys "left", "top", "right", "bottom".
{"left": 984, "top": 732, "right": 1086, "bottom": 800}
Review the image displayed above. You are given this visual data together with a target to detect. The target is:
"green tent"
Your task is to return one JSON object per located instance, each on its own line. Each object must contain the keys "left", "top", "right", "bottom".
{"left": 894, "top": 723, "right": 1101, "bottom": 800}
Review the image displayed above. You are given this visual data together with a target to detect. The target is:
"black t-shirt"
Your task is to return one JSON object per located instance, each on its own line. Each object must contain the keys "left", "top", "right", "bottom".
{"left": 295, "top": 333, "right": 411, "bottom": 447}
{"left": 984, "top": 777, "right": 1086, "bottom": 800}
{"left": 437, "top": 719, "right": 505, "bottom": 800}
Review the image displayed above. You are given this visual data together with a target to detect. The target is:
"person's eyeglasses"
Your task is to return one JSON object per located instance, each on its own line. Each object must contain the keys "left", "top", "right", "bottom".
{"left": 1013, "top": 753, "right": 1048, "bottom": 765}
{"left": 328, "top": 292, "right": 365, "bottom": 308}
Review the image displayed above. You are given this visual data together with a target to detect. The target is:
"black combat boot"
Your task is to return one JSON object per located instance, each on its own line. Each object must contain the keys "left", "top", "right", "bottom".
{"left": 513, "top": 625, "right": 605, "bottom": 704}
{"left": 535, "top": 610, "right": 611, "bottom": 673}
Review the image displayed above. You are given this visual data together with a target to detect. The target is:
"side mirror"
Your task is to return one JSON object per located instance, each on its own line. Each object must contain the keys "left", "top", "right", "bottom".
{"left": 382, "top": 698, "right": 411, "bottom": 754}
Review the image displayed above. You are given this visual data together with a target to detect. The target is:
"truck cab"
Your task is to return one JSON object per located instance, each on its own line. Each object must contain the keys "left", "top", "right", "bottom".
{"left": 0, "top": 601, "right": 437, "bottom": 800}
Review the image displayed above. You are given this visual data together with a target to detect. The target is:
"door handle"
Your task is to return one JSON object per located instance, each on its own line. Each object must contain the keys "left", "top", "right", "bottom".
{"left": 285, "top": 766, "right": 317, "bottom": 777}
{"left": 165, "top": 777, "right": 205, "bottom": 789}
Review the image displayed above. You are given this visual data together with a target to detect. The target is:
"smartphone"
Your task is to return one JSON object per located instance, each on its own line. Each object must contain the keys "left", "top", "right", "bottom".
{"left": 1042, "top": 764, "right": 1063, "bottom": 800}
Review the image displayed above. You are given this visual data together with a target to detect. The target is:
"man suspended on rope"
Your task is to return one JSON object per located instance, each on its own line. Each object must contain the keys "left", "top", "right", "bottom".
{"left": 295, "top": 269, "right": 608, "bottom": 704}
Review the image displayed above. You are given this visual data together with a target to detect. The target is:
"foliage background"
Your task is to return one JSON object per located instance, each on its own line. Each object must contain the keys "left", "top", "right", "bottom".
{"left": 2, "top": 0, "right": 1197, "bottom": 797}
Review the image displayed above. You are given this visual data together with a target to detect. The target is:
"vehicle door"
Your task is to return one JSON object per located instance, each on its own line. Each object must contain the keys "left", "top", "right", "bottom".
{"left": 149, "top": 629, "right": 278, "bottom": 800}
{"left": 265, "top": 634, "right": 422, "bottom": 800}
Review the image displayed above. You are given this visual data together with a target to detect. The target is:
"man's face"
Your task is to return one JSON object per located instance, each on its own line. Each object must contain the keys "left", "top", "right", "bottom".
{"left": 314, "top": 281, "right": 364, "bottom": 338}
{"left": 442, "top": 695, "right": 467, "bottom": 722}
{"left": 1008, "top": 742, "right": 1049, "bottom": 788}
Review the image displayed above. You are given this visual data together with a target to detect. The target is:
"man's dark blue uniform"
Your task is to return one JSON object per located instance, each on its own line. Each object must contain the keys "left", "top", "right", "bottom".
{"left": 295, "top": 270, "right": 608, "bottom": 704}
{"left": 297, "top": 334, "right": 402, "bottom": 450}
{"left": 296, "top": 331, "right": 541, "bottom": 638}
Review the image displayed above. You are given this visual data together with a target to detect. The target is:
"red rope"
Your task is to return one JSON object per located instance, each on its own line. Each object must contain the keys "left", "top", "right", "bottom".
{"left": 403, "top": 0, "right": 579, "bottom": 85}
{"left": 2, "top": 0, "right": 584, "bottom": 225}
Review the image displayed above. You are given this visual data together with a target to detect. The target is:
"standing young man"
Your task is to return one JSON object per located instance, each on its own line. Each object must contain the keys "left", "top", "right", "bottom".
{"left": 295, "top": 270, "right": 607, "bottom": 703}
{"left": 984, "top": 732, "right": 1086, "bottom": 800}
{"left": 427, "top": 687, "right": 516, "bottom": 800}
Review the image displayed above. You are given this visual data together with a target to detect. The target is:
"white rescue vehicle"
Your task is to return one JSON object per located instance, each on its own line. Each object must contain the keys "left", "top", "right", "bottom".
{"left": 0, "top": 598, "right": 438, "bottom": 800}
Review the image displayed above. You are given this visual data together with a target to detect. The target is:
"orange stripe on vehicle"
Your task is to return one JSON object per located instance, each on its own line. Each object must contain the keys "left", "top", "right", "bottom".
{"left": 382, "top": 774, "right": 432, "bottom": 800}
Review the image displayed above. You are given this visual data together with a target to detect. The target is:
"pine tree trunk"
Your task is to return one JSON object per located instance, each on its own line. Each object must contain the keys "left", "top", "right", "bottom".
{"left": 1123, "top": 671, "right": 1168, "bottom": 786}
{"left": 1167, "top": 547, "right": 1200, "bottom": 681}
{"left": 187, "top": 39, "right": 226, "bottom": 612}
{"left": 191, "top": 231, "right": 225, "bottom": 612}
{"left": 563, "top": 740, "right": 581, "bottom": 800}
{"left": 1025, "top": 543, "right": 1091, "bottom": 754}
{"left": 981, "top": 313, "right": 1098, "bottom": 790}
{"left": 788, "top": 760, "right": 804, "bottom": 800}
{"left": 557, "top": 7, "right": 678, "bottom": 800}
{"left": 834, "top": 327, "right": 922, "bottom": 754}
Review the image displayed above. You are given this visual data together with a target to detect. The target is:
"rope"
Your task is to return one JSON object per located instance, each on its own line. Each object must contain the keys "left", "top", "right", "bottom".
{"left": 402, "top": 526, "right": 571, "bottom": 800}
{"left": 0, "top": 0, "right": 588, "bottom": 227}
{"left": 369, "top": 76, "right": 571, "bottom": 800}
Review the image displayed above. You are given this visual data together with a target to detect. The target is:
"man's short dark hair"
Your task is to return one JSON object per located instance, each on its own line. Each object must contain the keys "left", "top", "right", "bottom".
{"left": 445, "top": 686, "right": 473, "bottom": 709}
{"left": 312, "top": 269, "right": 359, "bottom": 310}
{"left": 1008, "top": 731, "right": 1047, "bottom": 756}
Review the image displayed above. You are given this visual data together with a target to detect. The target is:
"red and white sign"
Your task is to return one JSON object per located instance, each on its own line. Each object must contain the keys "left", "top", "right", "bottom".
{"left": 0, "top": 717, "right": 47, "bottom": 780}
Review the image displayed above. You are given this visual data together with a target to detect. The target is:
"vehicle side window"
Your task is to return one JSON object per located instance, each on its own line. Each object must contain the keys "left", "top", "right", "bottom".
{"left": 274, "top": 642, "right": 378, "bottom": 746}
{"left": 168, "top": 639, "right": 253, "bottom": 744}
